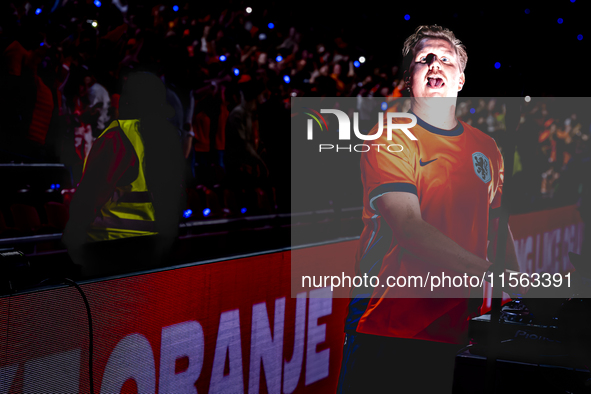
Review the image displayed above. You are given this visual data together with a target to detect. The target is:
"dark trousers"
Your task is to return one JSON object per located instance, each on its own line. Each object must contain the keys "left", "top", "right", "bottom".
{"left": 337, "top": 333, "right": 463, "bottom": 393}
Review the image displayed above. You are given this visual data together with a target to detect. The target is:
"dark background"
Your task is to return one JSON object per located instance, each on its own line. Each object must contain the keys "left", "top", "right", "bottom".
{"left": 3, "top": 0, "right": 585, "bottom": 97}
{"left": 273, "top": 0, "right": 584, "bottom": 97}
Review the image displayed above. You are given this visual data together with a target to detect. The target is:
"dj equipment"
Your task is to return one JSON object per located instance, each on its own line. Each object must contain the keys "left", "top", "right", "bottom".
{"left": 454, "top": 253, "right": 591, "bottom": 393}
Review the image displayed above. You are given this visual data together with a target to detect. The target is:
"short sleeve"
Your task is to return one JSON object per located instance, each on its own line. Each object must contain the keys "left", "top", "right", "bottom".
{"left": 490, "top": 144, "right": 504, "bottom": 210}
{"left": 361, "top": 125, "right": 418, "bottom": 213}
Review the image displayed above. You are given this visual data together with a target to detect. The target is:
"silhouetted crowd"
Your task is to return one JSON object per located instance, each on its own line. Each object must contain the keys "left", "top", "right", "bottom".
{"left": 456, "top": 98, "right": 591, "bottom": 213}
{"left": 1, "top": 1, "right": 590, "bottom": 222}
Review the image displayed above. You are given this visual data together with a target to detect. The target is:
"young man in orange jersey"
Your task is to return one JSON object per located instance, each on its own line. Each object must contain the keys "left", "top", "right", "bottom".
{"left": 337, "top": 25, "right": 523, "bottom": 393}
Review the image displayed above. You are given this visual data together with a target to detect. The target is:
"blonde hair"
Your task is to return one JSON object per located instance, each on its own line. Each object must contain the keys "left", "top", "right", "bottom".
{"left": 402, "top": 25, "right": 467, "bottom": 73}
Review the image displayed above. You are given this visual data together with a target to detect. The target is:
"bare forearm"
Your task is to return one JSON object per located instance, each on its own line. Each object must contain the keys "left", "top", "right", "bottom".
{"left": 374, "top": 192, "right": 528, "bottom": 294}
{"left": 400, "top": 218, "right": 491, "bottom": 277}
{"left": 182, "top": 133, "right": 193, "bottom": 159}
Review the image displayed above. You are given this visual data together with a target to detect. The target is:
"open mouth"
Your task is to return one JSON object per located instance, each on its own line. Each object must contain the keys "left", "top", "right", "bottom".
{"left": 427, "top": 77, "right": 444, "bottom": 88}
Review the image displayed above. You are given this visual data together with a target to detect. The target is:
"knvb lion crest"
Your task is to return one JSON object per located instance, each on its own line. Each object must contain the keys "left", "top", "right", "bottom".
{"left": 472, "top": 152, "right": 491, "bottom": 183}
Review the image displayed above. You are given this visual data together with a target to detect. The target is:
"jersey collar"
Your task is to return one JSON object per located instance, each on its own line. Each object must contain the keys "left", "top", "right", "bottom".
{"left": 409, "top": 110, "right": 464, "bottom": 136}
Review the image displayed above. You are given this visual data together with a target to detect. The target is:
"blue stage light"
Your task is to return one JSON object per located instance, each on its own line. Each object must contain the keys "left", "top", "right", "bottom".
{"left": 525, "top": 8, "right": 530, "bottom": 14}
{"left": 494, "top": 62, "right": 501, "bottom": 69}
{"left": 233, "top": 68, "right": 240, "bottom": 76}
{"left": 50, "top": 184, "right": 56, "bottom": 189}
{"left": 381, "top": 102, "right": 388, "bottom": 111}
{"left": 354, "top": 60, "right": 360, "bottom": 68}
{"left": 470, "top": 108, "right": 476, "bottom": 114}
{"left": 35, "top": 8, "right": 42, "bottom": 15}
{"left": 578, "top": 34, "right": 583, "bottom": 41}
{"left": 173, "top": 5, "right": 179, "bottom": 11}
{"left": 220, "top": 55, "right": 227, "bottom": 62}
{"left": 558, "top": 18, "right": 564, "bottom": 24}
{"left": 283, "top": 75, "right": 290, "bottom": 83}
{"left": 203, "top": 208, "right": 211, "bottom": 216}
{"left": 56, "top": 184, "right": 60, "bottom": 189}
{"left": 241, "top": 208, "right": 247, "bottom": 214}
{"left": 276, "top": 55, "right": 283, "bottom": 62}
{"left": 404, "top": 14, "right": 410, "bottom": 21}
{"left": 94, "top": 0, "right": 101, "bottom": 7}
{"left": 183, "top": 209, "right": 192, "bottom": 218}
{"left": 268, "top": 23, "right": 275, "bottom": 29}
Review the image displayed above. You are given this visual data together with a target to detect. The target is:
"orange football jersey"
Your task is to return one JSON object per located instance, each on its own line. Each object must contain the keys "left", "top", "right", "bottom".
{"left": 351, "top": 109, "right": 503, "bottom": 344}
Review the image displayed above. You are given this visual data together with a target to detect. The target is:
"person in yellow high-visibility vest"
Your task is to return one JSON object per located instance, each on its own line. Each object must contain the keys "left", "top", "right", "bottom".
{"left": 82, "top": 118, "right": 157, "bottom": 241}
{"left": 63, "top": 72, "right": 185, "bottom": 279}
